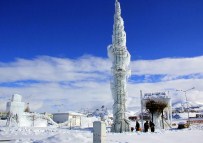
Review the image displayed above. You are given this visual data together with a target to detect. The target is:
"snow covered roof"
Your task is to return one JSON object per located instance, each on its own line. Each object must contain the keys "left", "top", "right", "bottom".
{"left": 143, "top": 92, "right": 170, "bottom": 99}
{"left": 53, "top": 111, "right": 85, "bottom": 116}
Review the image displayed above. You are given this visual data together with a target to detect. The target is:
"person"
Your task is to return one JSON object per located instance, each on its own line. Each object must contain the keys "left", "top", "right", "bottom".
{"left": 135, "top": 121, "right": 140, "bottom": 131}
{"left": 144, "top": 121, "right": 149, "bottom": 132}
{"left": 15, "top": 114, "right": 19, "bottom": 124}
{"left": 150, "top": 121, "right": 155, "bottom": 132}
{"left": 131, "top": 127, "right": 134, "bottom": 132}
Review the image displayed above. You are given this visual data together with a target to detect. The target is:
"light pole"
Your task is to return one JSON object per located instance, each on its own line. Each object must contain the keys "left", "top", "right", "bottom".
{"left": 176, "top": 87, "right": 195, "bottom": 126}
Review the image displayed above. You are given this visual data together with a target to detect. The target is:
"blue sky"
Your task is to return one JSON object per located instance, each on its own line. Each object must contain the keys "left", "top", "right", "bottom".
{"left": 0, "top": 0, "right": 203, "bottom": 112}
{"left": 0, "top": 0, "right": 203, "bottom": 62}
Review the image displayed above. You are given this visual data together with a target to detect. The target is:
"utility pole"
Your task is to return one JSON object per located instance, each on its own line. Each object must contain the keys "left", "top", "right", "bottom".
{"left": 176, "top": 87, "right": 195, "bottom": 127}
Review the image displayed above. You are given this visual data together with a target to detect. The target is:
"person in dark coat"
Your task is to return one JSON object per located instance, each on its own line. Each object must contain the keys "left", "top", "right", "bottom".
{"left": 144, "top": 121, "right": 149, "bottom": 132}
{"left": 135, "top": 121, "right": 140, "bottom": 131}
{"left": 131, "top": 127, "right": 134, "bottom": 132}
{"left": 150, "top": 121, "right": 155, "bottom": 132}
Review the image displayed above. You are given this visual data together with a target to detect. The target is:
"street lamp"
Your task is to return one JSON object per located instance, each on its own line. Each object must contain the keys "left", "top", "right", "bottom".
{"left": 176, "top": 87, "right": 195, "bottom": 126}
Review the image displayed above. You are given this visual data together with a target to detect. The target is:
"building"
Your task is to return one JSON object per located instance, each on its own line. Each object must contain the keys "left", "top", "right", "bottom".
{"left": 0, "top": 112, "right": 7, "bottom": 120}
{"left": 53, "top": 112, "right": 84, "bottom": 127}
{"left": 141, "top": 92, "right": 172, "bottom": 129}
{"left": 107, "top": 0, "right": 131, "bottom": 133}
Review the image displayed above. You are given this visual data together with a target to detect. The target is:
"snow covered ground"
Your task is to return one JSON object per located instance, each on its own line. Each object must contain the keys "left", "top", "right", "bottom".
{"left": 1, "top": 120, "right": 203, "bottom": 143}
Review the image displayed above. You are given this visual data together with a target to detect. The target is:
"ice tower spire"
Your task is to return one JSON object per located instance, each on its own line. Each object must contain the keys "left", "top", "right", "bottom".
{"left": 107, "top": 0, "right": 131, "bottom": 133}
{"left": 115, "top": 0, "right": 121, "bottom": 15}
{"left": 113, "top": 0, "right": 126, "bottom": 49}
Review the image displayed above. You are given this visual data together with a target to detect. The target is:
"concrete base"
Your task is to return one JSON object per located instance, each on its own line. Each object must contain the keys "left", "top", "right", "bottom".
{"left": 93, "top": 121, "right": 106, "bottom": 143}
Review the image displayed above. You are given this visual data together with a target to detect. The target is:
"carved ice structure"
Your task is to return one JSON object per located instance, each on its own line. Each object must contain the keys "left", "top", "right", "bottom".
{"left": 6, "top": 94, "right": 48, "bottom": 127}
{"left": 107, "top": 0, "right": 131, "bottom": 133}
{"left": 6, "top": 94, "right": 25, "bottom": 115}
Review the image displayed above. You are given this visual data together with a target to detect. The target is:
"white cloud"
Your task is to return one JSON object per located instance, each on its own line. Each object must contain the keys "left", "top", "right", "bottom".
{"left": 0, "top": 55, "right": 203, "bottom": 112}
{"left": 131, "top": 56, "right": 203, "bottom": 76}
{"left": 0, "top": 55, "right": 111, "bottom": 82}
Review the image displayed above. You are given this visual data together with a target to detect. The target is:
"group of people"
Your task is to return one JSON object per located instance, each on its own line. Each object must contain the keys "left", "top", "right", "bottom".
{"left": 144, "top": 120, "right": 155, "bottom": 132}
{"left": 131, "top": 120, "right": 155, "bottom": 132}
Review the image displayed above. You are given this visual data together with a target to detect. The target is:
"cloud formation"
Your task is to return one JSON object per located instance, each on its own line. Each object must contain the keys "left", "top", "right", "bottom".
{"left": 0, "top": 55, "right": 203, "bottom": 112}
{"left": 131, "top": 56, "right": 203, "bottom": 81}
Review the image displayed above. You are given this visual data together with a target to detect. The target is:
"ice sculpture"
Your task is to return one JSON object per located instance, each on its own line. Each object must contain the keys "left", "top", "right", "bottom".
{"left": 6, "top": 94, "right": 25, "bottom": 115}
{"left": 107, "top": 0, "right": 131, "bottom": 133}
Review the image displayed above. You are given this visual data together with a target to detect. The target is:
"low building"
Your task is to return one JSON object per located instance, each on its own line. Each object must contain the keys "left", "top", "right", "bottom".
{"left": 0, "top": 112, "right": 7, "bottom": 120}
{"left": 141, "top": 92, "right": 172, "bottom": 129}
{"left": 53, "top": 111, "right": 85, "bottom": 127}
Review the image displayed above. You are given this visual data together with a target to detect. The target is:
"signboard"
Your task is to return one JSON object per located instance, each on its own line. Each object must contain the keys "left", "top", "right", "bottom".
{"left": 144, "top": 92, "right": 166, "bottom": 96}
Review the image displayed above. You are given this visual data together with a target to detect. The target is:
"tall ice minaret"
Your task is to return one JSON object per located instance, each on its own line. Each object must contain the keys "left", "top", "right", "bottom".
{"left": 107, "top": 0, "right": 131, "bottom": 133}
